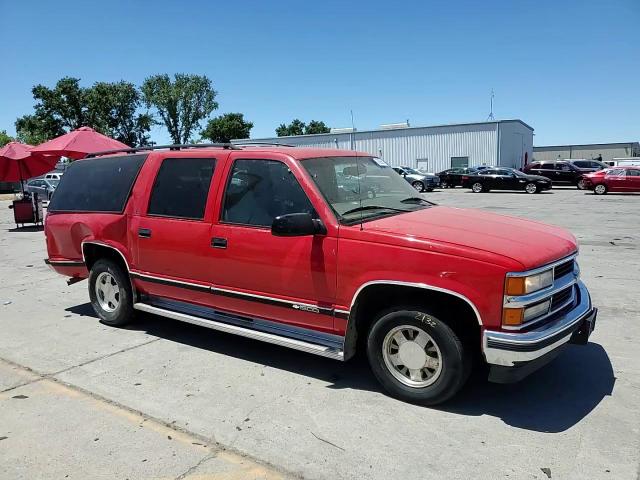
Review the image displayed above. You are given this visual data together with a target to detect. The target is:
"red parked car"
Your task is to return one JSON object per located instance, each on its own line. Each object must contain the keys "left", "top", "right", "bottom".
{"left": 581, "top": 166, "right": 640, "bottom": 194}
{"left": 44, "top": 144, "right": 597, "bottom": 404}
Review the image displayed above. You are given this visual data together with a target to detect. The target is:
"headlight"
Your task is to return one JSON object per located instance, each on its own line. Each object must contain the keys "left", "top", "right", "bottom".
{"left": 502, "top": 299, "right": 551, "bottom": 326}
{"left": 504, "top": 269, "right": 553, "bottom": 296}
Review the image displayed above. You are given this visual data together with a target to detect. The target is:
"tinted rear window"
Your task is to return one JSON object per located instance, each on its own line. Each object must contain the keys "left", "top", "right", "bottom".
{"left": 48, "top": 154, "right": 147, "bottom": 213}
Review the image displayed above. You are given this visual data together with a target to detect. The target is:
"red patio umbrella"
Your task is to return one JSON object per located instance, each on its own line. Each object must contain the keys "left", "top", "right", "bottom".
{"left": 30, "top": 126, "right": 129, "bottom": 160}
{"left": 0, "top": 142, "right": 59, "bottom": 193}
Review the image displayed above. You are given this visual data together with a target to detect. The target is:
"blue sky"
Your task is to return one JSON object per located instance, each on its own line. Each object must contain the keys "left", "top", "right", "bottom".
{"left": 1, "top": 0, "right": 638, "bottom": 145}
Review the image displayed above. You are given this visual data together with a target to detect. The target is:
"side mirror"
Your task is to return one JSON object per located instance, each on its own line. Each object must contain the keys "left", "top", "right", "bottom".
{"left": 402, "top": 172, "right": 407, "bottom": 177}
{"left": 271, "top": 213, "right": 326, "bottom": 237}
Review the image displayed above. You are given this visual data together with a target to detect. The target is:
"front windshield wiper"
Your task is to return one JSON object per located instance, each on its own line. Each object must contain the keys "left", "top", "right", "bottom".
{"left": 400, "top": 197, "right": 434, "bottom": 205}
{"left": 342, "top": 205, "right": 409, "bottom": 216}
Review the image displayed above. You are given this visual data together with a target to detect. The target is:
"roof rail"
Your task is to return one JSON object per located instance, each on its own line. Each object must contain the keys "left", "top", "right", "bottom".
{"left": 231, "top": 142, "right": 297, "bottom": 147}
{"left": 84, "top": 143, "right": 241, "bottom": 158}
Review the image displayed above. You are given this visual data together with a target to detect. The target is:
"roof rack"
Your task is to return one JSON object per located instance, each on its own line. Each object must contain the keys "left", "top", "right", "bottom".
{"left": 85, "top": 143, "right": 241, "bottom": 158}
{"left": 231, "top": 142, "right": 297, "bottom": 147}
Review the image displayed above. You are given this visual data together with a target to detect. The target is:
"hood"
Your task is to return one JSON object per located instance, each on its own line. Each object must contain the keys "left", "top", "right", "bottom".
{"left": 364, "top": 206, "right": 577, "bottom": 270}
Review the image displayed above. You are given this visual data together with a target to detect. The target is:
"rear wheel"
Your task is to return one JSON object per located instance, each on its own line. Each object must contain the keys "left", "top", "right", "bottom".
{"left": 88, "top": 259, "right": 134, "bottom": 327}
{"left": 367, "top": 307, "right": 470, "bottom": 405}
{"left": 577, "top": 179, "right": 586, "bottom": 190}
{"left": 594, "top": 184, "right": 607, "bottom": 195}
{"left": 471, "top": 182, "right": 484, "bottom": 193}
{"left": 525, "top": 182, "right": 538, "bottom": 194}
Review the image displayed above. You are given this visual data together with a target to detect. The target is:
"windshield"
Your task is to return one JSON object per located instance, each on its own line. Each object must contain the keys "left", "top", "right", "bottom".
{"left": 512, "top": 170, "right": 529, "bottom": 178}
{"left": 403, "top": 167, "right": 421, "bottom": 175}
{"left": 301, "top": 156, "right": 434, "bottom": 224}
{"left": 48, "top": 179, "right": 60, "bottom": 187}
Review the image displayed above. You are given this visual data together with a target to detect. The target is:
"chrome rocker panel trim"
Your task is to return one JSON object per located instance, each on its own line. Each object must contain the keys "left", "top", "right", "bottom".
{"left": 483, "top": 280, "right": 592, "bottom": 367}
{"left": 133, "top": 302, "right": 345, "bottom": 361}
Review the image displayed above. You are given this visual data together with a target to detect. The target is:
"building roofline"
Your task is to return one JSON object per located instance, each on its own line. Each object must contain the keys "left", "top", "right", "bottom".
{"left": 234, "top": 119, "right": 534, "bottom": 142}
{"left": 534, "top": 141, "right": 640, "bottom": 150}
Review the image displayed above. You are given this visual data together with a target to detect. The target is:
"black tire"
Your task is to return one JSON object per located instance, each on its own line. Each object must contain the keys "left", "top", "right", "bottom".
{"left": 577, "top": 179, "right": 586, "bottom": 190}
{"left": 525, "top": 182, "right": 538, "bottom": 194}
{"left": 88, "top": 259, "right": 135, "bottom": 327}
{"left": 366, "top": 307, "right": 471, "bottom": 405}
{"left": 411, "top": 181, "right": 425, "bottom": 192}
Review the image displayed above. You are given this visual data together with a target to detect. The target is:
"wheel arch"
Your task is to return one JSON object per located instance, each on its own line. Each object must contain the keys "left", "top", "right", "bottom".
{"left": 81, "top": 241, "right": 136, "bottom": 299}
{"left": 343, "top": 281, "right": 483, "bottom": 360}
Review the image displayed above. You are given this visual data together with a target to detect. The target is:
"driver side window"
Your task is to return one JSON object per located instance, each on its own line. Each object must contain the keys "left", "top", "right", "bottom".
{"left": 222, "top": 159, "right": 315, "bottom": 227}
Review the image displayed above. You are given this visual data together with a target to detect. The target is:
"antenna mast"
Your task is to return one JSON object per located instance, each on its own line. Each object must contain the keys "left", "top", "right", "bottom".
{"left": 487, "top": 89, "right": 495, "bottom": 121}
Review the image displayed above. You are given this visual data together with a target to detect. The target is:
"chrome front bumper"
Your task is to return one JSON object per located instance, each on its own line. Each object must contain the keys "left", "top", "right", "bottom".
{"left": 483, "top": 280, "right": 595, "bottom": 368}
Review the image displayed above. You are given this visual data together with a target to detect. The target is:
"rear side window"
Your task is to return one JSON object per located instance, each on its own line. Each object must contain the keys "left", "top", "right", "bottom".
{"left": 573, "top": 161, "right": 589, "bottom": 168}
{"left": 48, "top": 154, "right": 147, "bottom": 213}
{"left": 147, "top": 158, "right": 216, "bottom": 220}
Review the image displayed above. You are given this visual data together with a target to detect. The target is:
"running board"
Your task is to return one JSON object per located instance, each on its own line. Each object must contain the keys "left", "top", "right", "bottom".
{"left": 133, "top": 302, "right": 345, "bottom": 361}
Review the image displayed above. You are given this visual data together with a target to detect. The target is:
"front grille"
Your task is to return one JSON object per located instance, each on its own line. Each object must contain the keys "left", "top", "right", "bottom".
{"left": 551, "top": 285, "right": 573, "bottom": 311}
{"left": 554, "top": 259, "right": 574, "bottom": 279}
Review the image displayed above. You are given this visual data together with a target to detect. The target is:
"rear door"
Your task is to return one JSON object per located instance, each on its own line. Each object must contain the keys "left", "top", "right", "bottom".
{"left": 131, "top": 154, "right": 220, "bottom": 302}
{"left": 205, "top": 153, "right": 338, "bottom": 332}
{"left": 626, "top": 169, "right": 640, "bottom": 191}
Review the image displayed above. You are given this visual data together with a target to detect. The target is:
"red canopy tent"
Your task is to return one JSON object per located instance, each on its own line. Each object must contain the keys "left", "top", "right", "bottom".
{"left": 30, "top": 126, "right": 129, "bottom": 160}
{"left": 0, "top": 142, "right": 59, "bottom": 192}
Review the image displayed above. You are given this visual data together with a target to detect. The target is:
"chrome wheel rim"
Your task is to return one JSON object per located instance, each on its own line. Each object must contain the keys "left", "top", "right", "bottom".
{"left": 412, "top": 181, "right": 423, "bottom": 192}
{"left": 382, "top": 325, "right": 443, "bottom": 388}
{"left": 95, "top": 272, "right": 120, "bottom": 313}
{"left": 594, "top": 184, "right": 606, "bottom": 194}
{"left": 472, "top": 182, "right": 482, "bottom": 193}
{"left": 525, "top": 183, "right": 537, "bottom": 193}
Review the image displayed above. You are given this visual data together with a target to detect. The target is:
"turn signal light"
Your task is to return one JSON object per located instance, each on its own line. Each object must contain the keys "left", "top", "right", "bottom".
{"left": 502, "top": 308, "right": 524, "bottom": 326}
{"left": 505, "top": 277, "right": 526, "bottom": 296}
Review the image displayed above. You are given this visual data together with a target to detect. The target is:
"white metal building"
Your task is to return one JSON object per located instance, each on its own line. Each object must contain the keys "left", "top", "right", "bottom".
{"left": 533, "top": 142, "right": 640, "bottom": 164}
{"left": 234, "top": 120, "right": 534, "bottom": 173}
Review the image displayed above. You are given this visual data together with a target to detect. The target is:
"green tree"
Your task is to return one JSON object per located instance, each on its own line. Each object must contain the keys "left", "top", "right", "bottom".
{"left": 0, "top": 130, "right": 14, "bottom": 147}
{"left": 304, "top": 120, "right": 330, "bottom": 134}
{"left": 276, "top": 119, "right": 331, "bottom": 136}
{"left": 86, "top": 81, "right": 153, "bottom": 146}
{"left": 15, "top": 77, "right": 152, "bottom": 146}
{"left": 200, "top": 113, "right": 253, "bottom": 143}
{"left": 141, "top": 74, "right": 218, "bottom": 144}
{"left": 276, "top": 119, "right": 306, "bottom": 137}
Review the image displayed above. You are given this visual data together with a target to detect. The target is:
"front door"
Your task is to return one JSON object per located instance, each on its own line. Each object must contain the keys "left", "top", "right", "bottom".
{"left": 206, "top": 155, "right": 337, "bottom": 332}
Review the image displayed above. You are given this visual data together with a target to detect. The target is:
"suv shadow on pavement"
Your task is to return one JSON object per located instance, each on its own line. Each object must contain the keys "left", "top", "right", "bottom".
{"left": 65, "top": 303, "right": 615, "bottom": 434}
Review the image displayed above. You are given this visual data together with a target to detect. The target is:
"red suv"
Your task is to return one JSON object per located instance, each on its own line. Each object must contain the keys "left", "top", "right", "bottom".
{"left": 44, "top": 144, "right": 597, "bottom": 404}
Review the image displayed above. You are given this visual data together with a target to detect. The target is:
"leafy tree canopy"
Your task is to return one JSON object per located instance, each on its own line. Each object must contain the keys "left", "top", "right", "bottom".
{"left": 276, "top": 119, "right": 330, "bottom": 136}
{"left": 200, "top": 113, "right": 253, "bottom": 143}
{"left": 14, "top": 77, "right": 152, "bottom": 146}
{"left": 141, "top": 73, "right": 218, "bottom": 145}
{"left": 0, "top": 130, "right": 14, "bottom": 147}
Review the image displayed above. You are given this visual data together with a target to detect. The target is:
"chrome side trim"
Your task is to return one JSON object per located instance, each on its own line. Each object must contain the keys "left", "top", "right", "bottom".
{"left": 129, "top": 270, "right": 337, "bottom": 317}
{"left": 349, "top": 280, "right": 483, "bottom": 326}
{"left": 134, "top": 302, "right": 344, "bottom": 361}
{"left": 483, "top": 280, "right": 592, "bottom": 367}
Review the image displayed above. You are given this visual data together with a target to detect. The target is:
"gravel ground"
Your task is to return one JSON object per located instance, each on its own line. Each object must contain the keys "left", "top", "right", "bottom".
{"left": 0, "top": 186, "right": 639, "bottom": 480}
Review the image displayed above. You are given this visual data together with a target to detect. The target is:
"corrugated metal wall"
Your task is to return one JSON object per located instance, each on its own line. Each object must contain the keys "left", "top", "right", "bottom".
{"left": 235, "top": 121, "right": 534, "bottom": 173}
{"left": 533, "top": 144, "right": 640, "bottom": 163}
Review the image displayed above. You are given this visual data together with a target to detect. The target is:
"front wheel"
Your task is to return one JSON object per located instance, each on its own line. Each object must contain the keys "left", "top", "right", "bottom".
{"left": 471, "top": 182, "right": 484, "bottom": 193}
{"left": 525, "top": 182, "right": 538, "bottom": 194}
{"left": 88, "top": 259, "right": 134, "bottom": 327}
{"left": 594, "top": 184, "right": 607, "bottom": 195}
{"left": 367, "top": 308, "right": 470, "bottom": 405}
{"left": 411, "top": 181, "right": 424, "bottom": 192}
